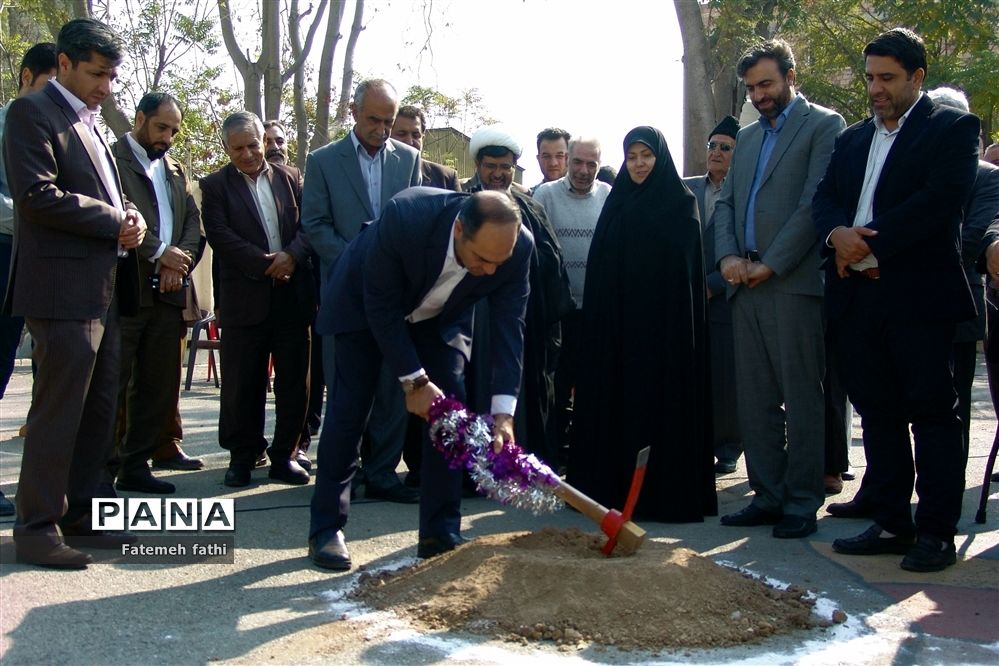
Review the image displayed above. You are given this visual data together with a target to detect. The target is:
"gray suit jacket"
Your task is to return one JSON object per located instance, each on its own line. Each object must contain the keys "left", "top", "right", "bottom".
{"left": 301, "top": 133, "right": 421, "bottom": 274}
{"left": 684, "top": 173, "right": 729, "bottom": 322}
{"left": 715, "top": 95, "right": 845, "bottom": 298}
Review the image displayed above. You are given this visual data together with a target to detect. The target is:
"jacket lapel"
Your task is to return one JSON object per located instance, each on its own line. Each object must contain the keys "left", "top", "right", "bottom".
{"left": 759, "top": 96, "right": 809, "bottom": 187}
{"left": 877, "top": 94, "right": 931, "bottom": 186}
{"left": 53, "top": 88, "right": 121, "bottom": 207}
{"left": 734, "top": 125, "right": 763, "bottom": 206}
{"left": 381, "top": 141, "right": 399, "bottom": 206}
{"left": 337, "top": 136, "right": 375, "bottom": 219}
{"left": 165, "top": 158, "right": 185, "bottom": 244}
{"left": 226, "top": 164, "right": 268, "bottom": 246}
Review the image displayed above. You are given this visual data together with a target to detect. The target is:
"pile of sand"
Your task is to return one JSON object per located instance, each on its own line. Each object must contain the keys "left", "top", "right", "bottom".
{"left": 353, "top": 528, "right": 837, "bottom": 651}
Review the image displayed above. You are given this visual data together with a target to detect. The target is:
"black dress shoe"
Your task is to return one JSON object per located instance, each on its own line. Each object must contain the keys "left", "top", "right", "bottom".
{"left": 308, "top": 529, "right": 351, "bottom": 570}
{"left": 15, "top": 541, "right": 93, "bottom": 569}
{"left": 152, "top": 452, "right": 205, "bottom": 471}
{"left": 365, "top": 482, "right": 419, "bottom": 503}
{"left": 269, "top": 459, "right": 310, "bottom": 485}
{"left": 714, "top": 459, "right": 737, "bottom": 475}
{"left": 403, "top": 471, "right": 421, "bottom": 488}
{"left": 224, "top": 465, "right": 252, "bottom": 487}
{"left": 826, "top": 500, "right": 873, "bottom": 519}
{"left": 720, "top": 504, "right": 782, "bottom": 527}
{"left": 116, "top": 471, "right": 176, "bottom": 494}
{"left": 832, "top": 524, "right": 915, "bottom": 556}
{"left": 63, "top": 528, "right": 138, "bottom": 550}
{"left": 417, "top": 533, "right": 469, "bottom": 559}
{"left": 295, "top": 451, "right": 312, "bottom": 471}
{"left": 0, "top": 491, "right": 14, "bottom": 517}
{"left": 772, "top": 514, "right": 817, "bottom": 539}
{"left": 900, "top": 534, "right": 957, "bottom": 572}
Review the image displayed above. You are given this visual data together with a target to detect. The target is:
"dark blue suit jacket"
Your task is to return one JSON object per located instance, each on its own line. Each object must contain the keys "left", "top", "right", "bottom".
{"left": 813, "top": 94, "right": 980, "bottom": 322}
{"left": 317, "top": 186, "right": 534, "bottom": 398}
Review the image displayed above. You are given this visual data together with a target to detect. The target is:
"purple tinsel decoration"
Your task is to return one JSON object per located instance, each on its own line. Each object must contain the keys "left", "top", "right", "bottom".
{"left": 428, "top": 396, "right": 563, "bottom": 514}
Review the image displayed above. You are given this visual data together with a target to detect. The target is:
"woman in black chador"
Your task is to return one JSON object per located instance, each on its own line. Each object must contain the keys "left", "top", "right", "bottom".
{"left": 568, "top": 126, "right": 717, "bottom": 522}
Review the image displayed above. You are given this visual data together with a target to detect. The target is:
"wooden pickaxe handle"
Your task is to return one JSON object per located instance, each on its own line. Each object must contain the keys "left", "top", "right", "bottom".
{"left": 550, "top": 479, "right": 647, "bottom": 555}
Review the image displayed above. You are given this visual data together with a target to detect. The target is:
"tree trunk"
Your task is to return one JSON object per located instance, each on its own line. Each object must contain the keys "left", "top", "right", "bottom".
{"left": 310, "top": 0, "right": 346, "bottom": 150}
{"left": 673, "top": 0, "right": 715, "bottom": 177}
{"left": 217, "top": 0, "right": 262, "bottom": 118}
{"left": 289, "top": 0, "right": 330, "bottom": 167}
{"left": 332, "top": 0, "right": 364, "bottom": 133}
{"left": 261, "top": 0, "right": 282, "bottom": 122}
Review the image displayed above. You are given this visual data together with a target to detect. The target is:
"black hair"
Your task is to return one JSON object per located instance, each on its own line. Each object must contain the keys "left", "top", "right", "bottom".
{"left": 863, "top": 27, "right": 927, "bottom": 76}
{"left": 56, "top": 18, "right": 123, "bottom": 66}
{"left": 396, "top": 105, "right": 428, "bottom": 133}
{"left": 737, "top": 38, "right": 796, "bottom": 78}
{"left": 18, "top": 42, "right": 57, "bottom": 90}
{"left": 536, "top": 127, "right": 570, "bottom": 153}
{"left": 136, "top": 91, "right": 183, "bottom": 120}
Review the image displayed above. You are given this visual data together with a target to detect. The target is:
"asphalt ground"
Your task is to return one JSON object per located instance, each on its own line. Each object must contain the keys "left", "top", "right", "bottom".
{"left": 1, "top": 356, "right": 997, "bottom": 665}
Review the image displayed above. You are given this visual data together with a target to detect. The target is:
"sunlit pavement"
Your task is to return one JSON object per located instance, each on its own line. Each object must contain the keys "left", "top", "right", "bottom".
{"left": 1, "top": 356, "right": 997, "bottom": 665}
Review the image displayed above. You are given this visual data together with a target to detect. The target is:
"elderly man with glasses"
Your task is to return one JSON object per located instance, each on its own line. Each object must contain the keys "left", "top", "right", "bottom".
{"left": 684, "top": 116, "right": 741, "bottom": 476}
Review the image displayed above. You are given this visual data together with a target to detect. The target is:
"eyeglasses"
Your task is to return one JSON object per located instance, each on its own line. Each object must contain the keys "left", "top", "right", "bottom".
{"left": 706, "top": 141, "right": 734, "bottom": 152}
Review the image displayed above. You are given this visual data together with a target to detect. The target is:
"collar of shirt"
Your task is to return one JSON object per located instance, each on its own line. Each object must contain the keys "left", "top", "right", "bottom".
{"left": 704, "top": 172, "right": 724, "bottom": 192}
{"left": 757, "top": 92, "right": 801, "bottom": 133}
{"left": 49, "top": 79, "right": 95, "bottom": 129}
{"left": 236, "top": 159, "right": 271, "bottom": 185}
{"left": 349, "top": 129, "right": 386, "bottom": 162}
{"left": 124, "top": 132, "right": 156, "bottom": 171}
{"left": 873, "top": 91, "right": 923, "bottom": 135}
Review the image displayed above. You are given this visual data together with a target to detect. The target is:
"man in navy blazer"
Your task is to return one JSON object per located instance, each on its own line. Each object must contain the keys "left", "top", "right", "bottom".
{"left": 814, "top": 28, "right": 980, "bottom": 572}
{"left": 307, "top": 188, "right": 533, "bottom": 570}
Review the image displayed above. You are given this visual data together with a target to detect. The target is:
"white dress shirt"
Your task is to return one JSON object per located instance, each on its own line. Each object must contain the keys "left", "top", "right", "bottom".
{"left": 849, "top": 93, "right": 923, "bottom": 271}
{"left": 399, "top": 218, "right": 517, "bottom": 416}
{"left": 125, "top": 133, "right": 173, "bottom": 262}
{"left": 349, "top": 130, "right": 384, "bottom": 219}
{"left": 237, "top": 163, "right": 283, "bottom": 253}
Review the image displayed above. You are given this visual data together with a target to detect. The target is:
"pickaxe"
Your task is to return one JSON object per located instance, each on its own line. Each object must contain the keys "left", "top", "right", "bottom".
{"left": 551, "top": 446, "right": 650, "bottom": 556}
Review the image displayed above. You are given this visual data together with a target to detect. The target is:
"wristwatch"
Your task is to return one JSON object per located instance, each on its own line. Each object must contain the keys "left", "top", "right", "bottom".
{"left": 401, "top": 373, "right": 430, "bottom": 395}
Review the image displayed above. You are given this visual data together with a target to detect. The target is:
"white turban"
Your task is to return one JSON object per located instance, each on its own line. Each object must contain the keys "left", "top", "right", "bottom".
{"left": 469, "top": 124, "right": 522, "bottom": 160}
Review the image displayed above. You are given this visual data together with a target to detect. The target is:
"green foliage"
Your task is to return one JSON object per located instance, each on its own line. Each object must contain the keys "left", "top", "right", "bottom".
{"left": 703, "top": 0, "right": 999, "bottom": 138}
{"left": 401, "top": 85, "right": 495, "bottom": 135}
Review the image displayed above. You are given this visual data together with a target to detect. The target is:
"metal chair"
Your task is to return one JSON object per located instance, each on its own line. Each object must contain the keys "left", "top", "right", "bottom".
{"left": 184, "top": 312, "right": 220, "bottom": 391}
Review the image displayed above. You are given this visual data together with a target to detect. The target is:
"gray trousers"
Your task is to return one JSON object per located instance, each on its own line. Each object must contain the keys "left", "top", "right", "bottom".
{"left": 731, "top": 283, "right": 825, "bottom": 517}
{"left": 321, "top": 333, "right": 407, "bottom": 487}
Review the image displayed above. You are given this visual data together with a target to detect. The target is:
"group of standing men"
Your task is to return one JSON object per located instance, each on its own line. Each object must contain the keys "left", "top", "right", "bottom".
{"left": 710, "top": 30, "right": 998, "bottom": 572}
{"left": 2, "top": 17, "right": 997, "bottom": 577}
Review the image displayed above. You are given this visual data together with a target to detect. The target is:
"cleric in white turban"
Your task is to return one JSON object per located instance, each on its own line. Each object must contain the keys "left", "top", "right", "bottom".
{"left": 468, "top": 124, "right": 523, "bottom": 161}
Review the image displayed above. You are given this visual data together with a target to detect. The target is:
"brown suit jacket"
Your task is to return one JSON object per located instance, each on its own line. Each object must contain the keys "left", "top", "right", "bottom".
{"left": 200, "top": 161, "right": 314, "bottom": 327}
{"left": 111, "top": 137, "right": 203, "bottom": 309}
{"left": 421, "top": 160, "right": 461, "bottom": 192}
{"left": 2, "top": 82, "right": 139, "bottom": 319}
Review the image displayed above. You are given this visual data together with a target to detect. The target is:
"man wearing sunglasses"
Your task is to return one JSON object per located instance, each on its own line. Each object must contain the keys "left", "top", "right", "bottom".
{"left": 683, "top": 116, "right": 740, "bottom": 477}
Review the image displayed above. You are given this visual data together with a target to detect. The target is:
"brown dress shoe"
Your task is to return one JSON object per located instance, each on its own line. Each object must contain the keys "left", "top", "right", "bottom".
{"left": 15, "top": 541, "right": 93, "bottom": 569}
{"left": 151, "top": 450, "right": 205, "bottom": 471}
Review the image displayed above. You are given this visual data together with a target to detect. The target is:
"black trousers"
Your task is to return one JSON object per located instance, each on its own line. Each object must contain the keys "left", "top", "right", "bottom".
{"left": 115, "top": 299, "right": 186, "bottom": 476}
{"left": 834, "top": 278, "right": 964, "bottom": 540}
{"left": 218, "top": 290, "right": 310, "bottom": 466}
{"left": 310, "top": 320, "right": 466, "bottom": 540}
